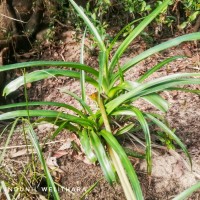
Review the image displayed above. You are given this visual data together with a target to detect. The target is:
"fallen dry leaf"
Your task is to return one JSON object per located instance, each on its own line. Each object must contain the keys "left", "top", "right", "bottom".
{"left": 53, "top": 150, "right": 68, "bottom": 158}
{"left": 10, "top": 149, "right": 36, "bottom": 158}
{"left": 58, "top": 140, "right": 71, "bottom": 150}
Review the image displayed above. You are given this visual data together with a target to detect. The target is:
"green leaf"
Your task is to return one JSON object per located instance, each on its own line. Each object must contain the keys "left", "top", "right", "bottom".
{"left": 111, "top": 106, "right": 191, "bottom": 168}
{"left": 173, "top": 181, "right": 200, "bottom": 200}
{"left": 188, "top": 11, "right": 199, "bottom": 22}
{"left": 0, "top": 61, "right": 98, "bottom": 76}
{"left": 1, "top": 181, "right": 11, "bottom": 200}
{"left": 137, "top": 56, "right": 185, "bottom": 82}
{"left": 68, "top": 0, "right": 109, "bottom": 90}
{"left": 130, "top": 107, "right": 152, "bottom": 174}
{"left": 107, "top": 17, "right": 144, "bottom": 54}
{"left": 69, "top": 0, "right": 106, "bottom": 52}
{"left": 0, "top": 119, "right": 19, "bottom": 163}
{"left": 90, "top": 130, "right": 116, "bottom": 184}
{"left": 106, "top": 73, "right": 200, "bottom": 114}
{"left": 115, "top": 123, "right": 134, "bottom": 136}
{"left": 60, "top": 90, "right": 94, "bottom": 117}
{"left": 100, "top": 130, "right": 143, "bottom": 200}
{"left": 111, "top": 107, "right": 137, "bottom": 117}
{"left": 26, "top": 123, "right": 60, "bottom": 200}
{"left": 0, "top": 101, "right": 86, "bottom": 118}
{"left": 98, "top": 51, "right": 108, "bottom": 94}
{"left": 111, "top": 32, "right": 200, "bottom": 86}
{"left": 123, "top": 80, "right": 169, "bottom": 112}
{"left": 108, "top": 80, "right": 169, "bottom": 112}
{"left": 137, "top": 78, "right": 200, "bottom": 97}
{"left": 80, "top": 28, "right": 87, "bottom": 102}
{"left": 142, "top": 93, "right": 169, "bottom": 112}
{"left": 123, "top": 147, "right": 145, "bottom": 159}
{"left": 51, "top": 121, "right": 69, "bottom": 139}
{"left": 166, "top": 87, "right": 200, "bottom": 95}
{"left": 145, "top": 113, "right": 192, "bottom": 166}
{"left": 111, "top": 106, "right": 152, "bottom": 173}
{"left": 79, "top": 129, "right": 97, "bottom": 162}
{"left": 80, "top": 178, "right": 102, "bottom": 200}
{"left": 0, "top": 110, "right": 95, "bottom": 127}
{"left": 3, "top": 69, "right": 98, "bottom": 96}
{"left": 109, "top": 0, "right": 171, "bottom": 74}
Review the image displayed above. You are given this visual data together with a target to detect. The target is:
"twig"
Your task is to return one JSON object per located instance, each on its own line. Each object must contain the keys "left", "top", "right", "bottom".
{"left": 53, "top": 18, "right": 73, "bottom": 28}
{"left": 0, "top": 13, "right": 26, "bottom": 23}
{"left": 0, "top": 139, "right": 67, "bottom": 150}
{"left": 187, "top": 66, "right": 200, "bottom": 70}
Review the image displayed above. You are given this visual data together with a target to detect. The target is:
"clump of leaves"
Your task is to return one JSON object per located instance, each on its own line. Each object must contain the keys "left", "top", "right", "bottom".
{"left": 178, "top": 0, "right": 200, "bottom": 29}
{"left": 65, "top": 0, "right": 200, "bottom": 39}
{"left": 0, "top": 0, "right": 200, "bottom": 199}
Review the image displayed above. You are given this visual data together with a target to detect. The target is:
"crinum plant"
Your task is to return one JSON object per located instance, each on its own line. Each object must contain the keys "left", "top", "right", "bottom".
{"left": 0, "top": 0, "right": 200, "bottom": 199}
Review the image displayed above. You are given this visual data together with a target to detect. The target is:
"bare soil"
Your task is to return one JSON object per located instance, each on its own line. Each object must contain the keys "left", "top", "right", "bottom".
{"left": 0, "top": 30, "right": 200, "bottom": 200}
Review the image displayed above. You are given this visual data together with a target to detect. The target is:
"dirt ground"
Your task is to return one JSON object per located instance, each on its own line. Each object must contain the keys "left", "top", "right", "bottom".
{"left": 1, "top": 29, "right": 200, "bottom": 200}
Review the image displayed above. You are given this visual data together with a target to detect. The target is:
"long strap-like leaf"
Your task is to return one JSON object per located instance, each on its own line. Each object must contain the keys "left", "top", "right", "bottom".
{"left": 106, "top": 73, "right": 200, "bottom": 114}
{"left": 3, "top": 69, "right": 98, "bottom": 96}
{"left": 108, "top": 0, "right": 171, "bottom": 74}
{"left": 69, "top": 0, "right": 106, "bottom": 52}
{"left": 100, "top": 129, "right": 143, "bottom": 200}
{"left": 0, "top": 110, "right": 95, "bottom": 127}
{"left": 0, "top": 61, "right": 98, "bottom": 76}
{"left": 111, "top": 33, "right": 200, "bottom": 87}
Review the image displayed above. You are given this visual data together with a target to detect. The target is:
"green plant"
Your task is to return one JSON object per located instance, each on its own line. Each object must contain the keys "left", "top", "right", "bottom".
{"left": 0, "top": 0, "right": 200, "bottom": 199}
{"left": 177, "top": 0, "right": 200, "bottom": 29}
{"left": 0, "top": 118, "right": 59, "bottom": 199}
{"left": 65, "top": 0, "right": 199, "bottom": 38}
{"left": 173, "top": 181, "right": 200, "bottom": 200}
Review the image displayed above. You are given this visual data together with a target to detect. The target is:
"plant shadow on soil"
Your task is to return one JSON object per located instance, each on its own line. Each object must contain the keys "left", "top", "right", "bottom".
{"left": 1, "top": 30, "right": 200, "bottom": 199}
